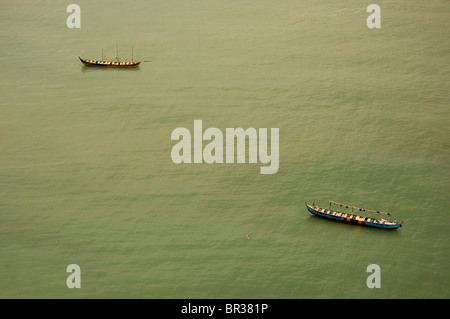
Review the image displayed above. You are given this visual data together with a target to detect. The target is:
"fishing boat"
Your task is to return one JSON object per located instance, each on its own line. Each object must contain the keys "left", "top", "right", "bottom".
{"left": 79, "top": 44, "right": 151, "bottom": 68}
{"left": 79, "top": 57, "right": 141, "bottom": 67}
{"left": 305, "top": 201, "right": 403, "bottom": 229}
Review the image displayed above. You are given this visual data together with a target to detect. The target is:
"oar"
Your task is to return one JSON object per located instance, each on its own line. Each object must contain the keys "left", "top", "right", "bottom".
{"left": 141, "top": 60, "right": 152, "bottom": 62}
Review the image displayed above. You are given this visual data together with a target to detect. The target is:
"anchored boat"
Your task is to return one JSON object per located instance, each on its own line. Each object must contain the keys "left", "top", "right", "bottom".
{"left": 306, "top": 201, "right": 403, "bottom": 229}
{"left": 79, "top": 44, "right": 151, "bottom": 68}
{"left": 79, "top": 57, "right": 141, "bottom": 67}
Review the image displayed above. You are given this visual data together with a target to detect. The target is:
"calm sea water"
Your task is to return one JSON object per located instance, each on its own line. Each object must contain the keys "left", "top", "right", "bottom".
{"left": 0, "top": 0, "right": 449, "bottom": 298}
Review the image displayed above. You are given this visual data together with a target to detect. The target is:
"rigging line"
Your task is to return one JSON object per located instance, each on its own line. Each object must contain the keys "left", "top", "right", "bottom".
{"left": 329, "top": 200, "right": 391, "bottom": 216}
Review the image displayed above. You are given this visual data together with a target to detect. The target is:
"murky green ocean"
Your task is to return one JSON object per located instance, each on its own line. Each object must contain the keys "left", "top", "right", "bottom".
{"left": 0, "top": 0, "right": 449, "bottom": 298}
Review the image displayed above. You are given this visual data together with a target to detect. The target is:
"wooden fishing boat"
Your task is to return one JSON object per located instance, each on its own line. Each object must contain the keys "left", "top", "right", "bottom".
{"left": 305, "top": 201, "right": 403, "bottom": 229}
{"left": 79, "top": 56, "right": 140, "bottom": 67}
{"left": 79, "top": 44, "right": 151, "bottom": 68}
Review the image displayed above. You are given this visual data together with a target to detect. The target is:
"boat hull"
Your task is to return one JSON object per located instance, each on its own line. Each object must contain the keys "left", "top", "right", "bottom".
{"left": 79, "top": 57, "right": 140, "bottom": 67}
{"left": 306, "top": 203, "right": 402, "bottom": 229}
